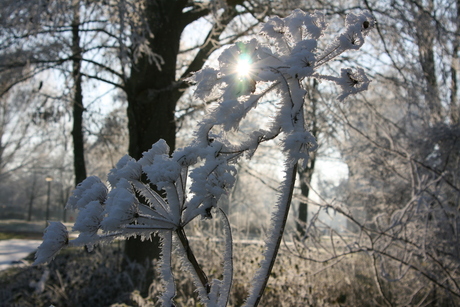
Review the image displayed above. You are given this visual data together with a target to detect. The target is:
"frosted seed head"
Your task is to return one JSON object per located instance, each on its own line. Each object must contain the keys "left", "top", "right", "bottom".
{"left": 108, "top": 156, "right": 142, "bottom": 187}
{"left": 143, "top": 154, "right": 181, "bottom": 189}
{"left": 336, "top": 68, "right": 371, "bottom": 101}
{"left": 67, "top": 176, "right": 107, "bottom": 211}
{"left": 34, "top": 222, "right": 69, "bottom": 265}
{"left": 138, "top": 139, "right": 170, "bottom": 167}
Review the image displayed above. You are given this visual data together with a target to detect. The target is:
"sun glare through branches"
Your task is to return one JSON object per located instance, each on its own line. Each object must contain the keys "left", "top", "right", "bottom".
{"left": 236, "top": 53, "right": 252, "bottom": 78}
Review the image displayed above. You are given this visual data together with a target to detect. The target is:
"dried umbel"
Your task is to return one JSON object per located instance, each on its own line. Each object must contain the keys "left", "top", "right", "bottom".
{"left": 35, "top": 9, "right": 374, "bottom": 307}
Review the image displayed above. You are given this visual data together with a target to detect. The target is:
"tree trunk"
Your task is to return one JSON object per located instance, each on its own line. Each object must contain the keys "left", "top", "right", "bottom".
{"left": 450, "top": 0, "right": 460, "bottom": 124}
{"left": 71, "top": 0, "right": 87, "bottom": 187}
{"left": 26, "top": 174, "right": 37, "bottom": 221}
{"left": 296, "top": 79, "right": 318, "bottom": 238}
{"left": 121, "top": 1, "right": 240, "bottom": 292}
{"left": 414, "top": 1, "right": 442, "bottom": 124}
{"left": 122, "top": 1, "right": 186, "bottom": 288}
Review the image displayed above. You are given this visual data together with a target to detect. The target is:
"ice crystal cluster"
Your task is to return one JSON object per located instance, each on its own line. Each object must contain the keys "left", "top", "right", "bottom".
{"left": 35, "top": 9, "right": 374, "bottom": 307}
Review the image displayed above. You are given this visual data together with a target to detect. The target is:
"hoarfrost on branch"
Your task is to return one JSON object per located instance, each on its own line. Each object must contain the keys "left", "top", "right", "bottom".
{"left": 34, "top": 9, "right": 375, "bottom": 306}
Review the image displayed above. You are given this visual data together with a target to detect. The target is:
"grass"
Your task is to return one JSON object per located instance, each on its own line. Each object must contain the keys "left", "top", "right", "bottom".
{"left": 1, "top": 219, "right": 458, "bottom": 306}
{"left": 0, "top": 219, "right": 75, "bottom": 240}
{"left": 0, "top": 232, "right": 30, "bottom": 240}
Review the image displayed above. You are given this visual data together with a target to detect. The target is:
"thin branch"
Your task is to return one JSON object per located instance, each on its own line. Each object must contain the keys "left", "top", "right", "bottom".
{"left": 175, "top": 226, "right": 210, "bottom": 294}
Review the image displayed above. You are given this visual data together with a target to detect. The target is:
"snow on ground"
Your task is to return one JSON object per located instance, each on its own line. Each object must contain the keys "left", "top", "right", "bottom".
{"left": 0, "top": 239, "right": 41, "bottom": 271}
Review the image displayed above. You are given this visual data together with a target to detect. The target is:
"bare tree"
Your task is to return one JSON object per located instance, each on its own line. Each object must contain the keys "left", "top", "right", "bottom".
{"left": 1, "top": 0, "right": 302, "bottom": 288}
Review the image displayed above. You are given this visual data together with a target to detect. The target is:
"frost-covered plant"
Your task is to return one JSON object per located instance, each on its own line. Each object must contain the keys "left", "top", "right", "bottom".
{"left": 34, "top": 9, "right": 374, "bottom": 306}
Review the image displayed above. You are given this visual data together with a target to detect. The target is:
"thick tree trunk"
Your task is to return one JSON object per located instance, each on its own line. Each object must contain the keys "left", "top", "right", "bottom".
{"left": 122, "top": 0, "right": 185, "bottom": 287}
{"left": 121, "top": 1, "right": 240, "bottom": 293}
{"left": 71, "top": 1, "right": 87, "bottom": 186}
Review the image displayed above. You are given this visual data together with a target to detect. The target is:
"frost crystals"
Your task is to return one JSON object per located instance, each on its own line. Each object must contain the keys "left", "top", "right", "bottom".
{"left": 35, "top": 9, "right": 374, "bottom": 307}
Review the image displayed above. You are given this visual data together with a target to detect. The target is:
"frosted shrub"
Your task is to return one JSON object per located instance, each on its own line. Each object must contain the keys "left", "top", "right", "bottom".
{"left": 35, "top": 9, "right": 374, "bottom": 306}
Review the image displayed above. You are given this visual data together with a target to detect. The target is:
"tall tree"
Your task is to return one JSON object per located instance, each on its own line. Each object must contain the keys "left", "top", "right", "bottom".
{"left": 0, "top": 0, "right": 92, "bottom": 186}
{"left": 1, "top": 0, "right": 298, "bottom": 279}
{"left": 296, "top": 79, "right": 319, "bottom": 238}
{"left": 450, "top": 0, "right": 460, "bottom": 124}
{"left": 325, "top": 0, "right": 460, "bottom": 302}
{"left": 71, "top": 0, "right": 86, "bottom": 186}
{"left": 121, "top": 0, "right": 264, "bottom": 275}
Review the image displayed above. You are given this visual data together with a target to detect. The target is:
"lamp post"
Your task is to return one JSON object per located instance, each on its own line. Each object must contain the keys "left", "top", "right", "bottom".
{"left": 45, "top": 176, "right": 53, "bottom": 224}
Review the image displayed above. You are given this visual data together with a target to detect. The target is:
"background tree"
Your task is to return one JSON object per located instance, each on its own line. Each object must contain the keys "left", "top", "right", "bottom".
{"left": 1, "top": 0, "right": 305, "bottom": 285}
{"left": 296, "top": 0, "right": 460, "bottom": 303}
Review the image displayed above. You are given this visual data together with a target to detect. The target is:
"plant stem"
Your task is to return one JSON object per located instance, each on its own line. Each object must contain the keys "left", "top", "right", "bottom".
{"left": 175, "top": 227, "right": 210, "bottom": 294}
{"left": 249, "top": 162, "right": 298, "bottom": 306}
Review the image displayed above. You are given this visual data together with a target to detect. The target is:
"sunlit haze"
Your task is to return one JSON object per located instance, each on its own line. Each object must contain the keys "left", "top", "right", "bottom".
{"left": 236, "top": 54, "right": 252, "bottom": 77}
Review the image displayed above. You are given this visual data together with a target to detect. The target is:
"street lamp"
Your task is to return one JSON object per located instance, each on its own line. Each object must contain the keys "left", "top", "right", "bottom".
{"left": 45, "top": 176, "right": 53, "bottom": 224}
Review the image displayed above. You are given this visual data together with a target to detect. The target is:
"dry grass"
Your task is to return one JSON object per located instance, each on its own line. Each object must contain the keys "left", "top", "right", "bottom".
{"left": 1, "top": 230, "right": 458, "bottom": 306}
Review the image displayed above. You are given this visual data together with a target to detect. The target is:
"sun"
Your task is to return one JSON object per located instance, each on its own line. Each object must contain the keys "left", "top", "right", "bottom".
{"left": 236, "top": 54, "right": 252, "bottom": 78}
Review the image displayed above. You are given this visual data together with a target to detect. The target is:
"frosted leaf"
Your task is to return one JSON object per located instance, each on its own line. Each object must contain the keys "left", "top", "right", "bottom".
{"left": 286, "top": 40, "right": 316, "bottom": 78}
{"left": 190, "top": 160, "right": 237, "bottom": 200}
{"left": 172, "top": 146, "right": 199, "bottom": 167}
{"left": 284, "top": 9, "right": 328, "bottom": 41}
{"left": 67, "top": 176, "right": 107, "bottom": 211}
{"left": 187, "top": 159, "right": 237, "bottom": 221}
{"left": 213, "top": 99, "right": 243, "bottom": 129}
{"left": 260, "top": 16, "right": 288, "bottom": 54}
{"left": 338, "top": 27, "right": 365, "bottom": 51}
{"left": 205, "top": 164, "right": 237, "bottom": 199}
{"left": 107, "top": 155, "right": 142, "bottom": 187}
{"left": 131, "top": 181, "right": 172, "bottom": 219}
{"left": 345, "top": 11, "right": 376, "bottom": 37}
{"left": 284, "top": 130, "right": 317, "bottom": 152}
{"left": 101, "top": 179, "right": 139, "bottom": 231}
{"left": 70, "top": 232, "right": 99, "bottom": 252}
{"left": 73, "top": 200, "right": 104, "bottom": 235}
{"left": 143, "top": 154, "right": 181, "bottom": 189}
{"left": 34, "top": 222, "right": 69, "bottom": 265}
{"left": 284, "top": 9, "right": 307, "bottom": 41}
{"left": 138, "top": 139, "right": 171, "bottom": 167}
{"left": 306, "top": 11, "right": 329, "bottom": 39}
{"left": 260, "top": 16, "right": 285, "bottom": 40}
{"left": 103, "top": 179, "right": 177, "bottom": 231}
{"left": 292, "top": 39, "right": 318, "bottom": 54}
{"left": 336, "top": 68, "right": 371, "bottom": 101}
{"left": 192, "top": 67, "right": 220, "bottom": 100}
{"left": 284, "top": 131, "right": 318, "bottom": 168}
{"left": 315, "top": 11, "right": 375, "bottom": 67}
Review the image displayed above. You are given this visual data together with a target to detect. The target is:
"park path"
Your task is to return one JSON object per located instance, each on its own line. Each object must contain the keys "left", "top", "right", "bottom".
{"left": 0, "top": 239, "right": 41, "bottom": 270}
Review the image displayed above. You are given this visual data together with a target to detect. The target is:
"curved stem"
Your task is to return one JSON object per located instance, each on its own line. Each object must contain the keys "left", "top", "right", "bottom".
{"left": 218, "top": 208, "right": 234, "bottom": 307}
{"left": 245, "top": 162, "right": 298, "bottom": 306}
